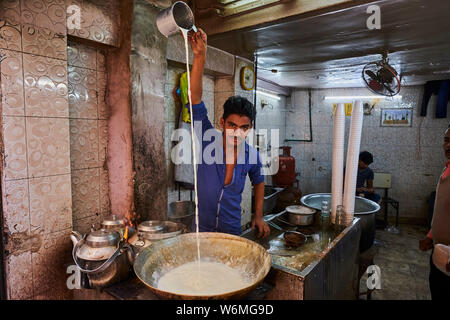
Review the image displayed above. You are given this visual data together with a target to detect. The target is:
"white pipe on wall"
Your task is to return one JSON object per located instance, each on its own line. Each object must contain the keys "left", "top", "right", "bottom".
{"left": 343, "top": 100, "right": 364, "bottom": 226}
{"left": 331, "top": 103, "right": 345, "bottom": 224}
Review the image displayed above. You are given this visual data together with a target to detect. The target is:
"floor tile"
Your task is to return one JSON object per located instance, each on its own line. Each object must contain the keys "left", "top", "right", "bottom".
{"left": 360, "top": 224, "right": 431, "bottom": 300}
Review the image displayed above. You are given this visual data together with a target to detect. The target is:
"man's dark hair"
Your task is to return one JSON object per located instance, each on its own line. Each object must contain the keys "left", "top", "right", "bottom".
{"left": 222, "top": 96, "right": 256, "bottom": 123}
{"left": 359, "top": 151, "right": 374, "bottom": 165}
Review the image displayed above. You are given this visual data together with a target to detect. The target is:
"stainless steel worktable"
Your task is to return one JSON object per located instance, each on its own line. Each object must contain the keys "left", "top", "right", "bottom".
{"left": 241, "top": 211, "right": 362, "bottom": 300}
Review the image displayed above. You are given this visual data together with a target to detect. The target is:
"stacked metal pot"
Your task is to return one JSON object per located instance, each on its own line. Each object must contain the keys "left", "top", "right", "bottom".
{"left": 70, "top": 215, "right": 187, "bottom": 289}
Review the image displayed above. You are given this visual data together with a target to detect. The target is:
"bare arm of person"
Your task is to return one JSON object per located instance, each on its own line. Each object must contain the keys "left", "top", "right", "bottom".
{"left": 251, "top": 182, "right": 270, "bottom": 238}
{"left": 187, "top": 29, "right": 207, "bottom": 105}
{"left": 365, "top": 180, "right": 375, "bottom": 193}
{"left": 419, "top": 229, "right": 433, "bottom": 251}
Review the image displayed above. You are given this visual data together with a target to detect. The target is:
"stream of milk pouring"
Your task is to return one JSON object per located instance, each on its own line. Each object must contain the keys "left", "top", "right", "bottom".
{"left": 180, "top": 28, "right": 201, "bottom": 276}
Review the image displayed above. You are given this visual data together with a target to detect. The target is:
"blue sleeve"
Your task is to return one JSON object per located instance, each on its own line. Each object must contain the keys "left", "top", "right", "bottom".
{"left": 248, "top": 151, "right": 264, "bottom": 185}
{"left": 185, "top": 101, "right": 213, "bottom": 133}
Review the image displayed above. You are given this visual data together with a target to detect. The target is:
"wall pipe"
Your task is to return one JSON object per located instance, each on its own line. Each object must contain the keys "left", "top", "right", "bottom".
{"left": 284, "top": 88, "right": 313, "bottom": 143}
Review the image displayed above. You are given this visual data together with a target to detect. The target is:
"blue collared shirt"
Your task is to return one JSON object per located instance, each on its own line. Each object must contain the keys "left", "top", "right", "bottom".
{"left": 187, "top": 101, "right": 264, "bottom": 235}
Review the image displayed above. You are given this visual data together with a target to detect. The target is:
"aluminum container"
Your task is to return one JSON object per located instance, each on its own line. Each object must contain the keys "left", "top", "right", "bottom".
{"left": 286, "top": 205, "right": 316, "bottom": 226}
{"left": 156, "top": 1, "right": 195, "bottom": 37}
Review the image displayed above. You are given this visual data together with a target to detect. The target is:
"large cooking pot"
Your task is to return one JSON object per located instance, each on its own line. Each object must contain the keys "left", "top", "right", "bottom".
{"left": 301, "top": 193, "right": 380, "bottom": 252}
{"left": 134, "top": 232, "right": 271, "bottom": 300}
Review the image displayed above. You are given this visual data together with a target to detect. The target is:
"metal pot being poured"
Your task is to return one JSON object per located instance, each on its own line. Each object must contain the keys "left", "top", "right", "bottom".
{"left": 156, "top": 1, "right": 197, "bottom": 37}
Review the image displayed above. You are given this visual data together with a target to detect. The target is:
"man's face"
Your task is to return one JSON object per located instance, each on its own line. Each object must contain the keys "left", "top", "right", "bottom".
{"left": 444, "top": 129, "right": 450, "bottom": 160}
{"left": 358, "top": 160, "right": 369, "bottom": 170}
{"left": 221, "top": 114, "right": 252, "bottom": 147}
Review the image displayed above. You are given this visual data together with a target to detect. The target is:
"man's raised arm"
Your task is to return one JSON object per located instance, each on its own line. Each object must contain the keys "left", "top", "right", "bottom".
{"left": 187, "top": 29, "right": 207, "bottom": 105}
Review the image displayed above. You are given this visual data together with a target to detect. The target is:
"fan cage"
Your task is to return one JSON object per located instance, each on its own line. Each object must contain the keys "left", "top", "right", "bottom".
{"left": 362, "top": 62, "right": 401, "bottom": 97}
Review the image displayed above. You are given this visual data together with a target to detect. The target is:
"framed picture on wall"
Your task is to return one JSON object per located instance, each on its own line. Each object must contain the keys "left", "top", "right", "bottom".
{"left": 381, "top": 108, "right": 413, "bottom": 127}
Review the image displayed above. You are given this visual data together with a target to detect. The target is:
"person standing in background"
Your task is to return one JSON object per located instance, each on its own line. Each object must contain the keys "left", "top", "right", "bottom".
{"left": 419, "top": 125, "right": 450, "bottom": 300}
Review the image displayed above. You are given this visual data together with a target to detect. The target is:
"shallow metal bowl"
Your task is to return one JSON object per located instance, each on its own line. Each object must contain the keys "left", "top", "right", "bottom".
{"left": 300, "top": 193, "right": 380, "bottom": 215}
{"left": 134, "top": 232, "right": 271, "bottom": 300}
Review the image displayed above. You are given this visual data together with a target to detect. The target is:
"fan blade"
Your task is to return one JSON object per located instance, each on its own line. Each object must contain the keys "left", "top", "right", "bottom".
{"left": 382, "top": 82, "right": 395, "bottom": 94}
{"left": 365, "top": 70, "right": 379, "bottom": 81}
{"left": 369, "top": 80, "right": 383, "bottom": 92}
{"left": 378, "top": 68, "right": 394, "bottom": 83}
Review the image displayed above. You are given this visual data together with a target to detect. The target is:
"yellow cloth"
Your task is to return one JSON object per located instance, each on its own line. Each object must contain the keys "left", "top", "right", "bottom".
{"left": 179, "top": 72, "right": 191, "bottom": 123}
{"left": 333, "top": 103, "right": 353, "bottom": 116}
{"left": 345, "top": 103, "right": 353, "bottom": 116}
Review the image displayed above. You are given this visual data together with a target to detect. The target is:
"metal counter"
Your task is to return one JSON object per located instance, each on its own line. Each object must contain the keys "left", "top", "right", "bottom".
{"left": 241, "top": 212, "right": 362, "bottom": 299}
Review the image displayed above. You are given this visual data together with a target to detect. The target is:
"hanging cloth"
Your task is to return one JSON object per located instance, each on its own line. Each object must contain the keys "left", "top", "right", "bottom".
{"left": 420, "top": 80, "right": 450, "bottom": 118}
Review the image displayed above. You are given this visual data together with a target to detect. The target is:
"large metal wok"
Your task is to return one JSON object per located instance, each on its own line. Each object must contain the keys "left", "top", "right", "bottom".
{"left": 134, "top": 232, "right": 271, "bottom": 300}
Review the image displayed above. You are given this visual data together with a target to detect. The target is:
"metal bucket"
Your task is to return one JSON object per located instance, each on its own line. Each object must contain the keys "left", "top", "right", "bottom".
{"left": 168, "top": 201, "right": 195, "bottom": 231}
{"left": 156, "top": 1, "right": 195, "bottom": 37}
{"left": 134, "top": 232, "right": 271, "bottom": 300}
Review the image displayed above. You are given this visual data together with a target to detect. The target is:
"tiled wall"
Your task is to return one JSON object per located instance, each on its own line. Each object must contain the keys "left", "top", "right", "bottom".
{"left": 0, "top": 0, "right": 117, "bottom": 299}
{"left": 0, "top": 0, "right": 72, "bottom": 300}
{"left": 67, "top": 41, "right": 110, "bottom": 234}
{"left": 285, "top": 86, "right": 448, "bottom": 222}
{"left": 255, "top": 93, "right": 287, "bottom": 146}
{"left": 254, "top": 91, "right": 287, "bottom": 186}
{"left": 67, "top": 0, "right": 119, "bottom": 47}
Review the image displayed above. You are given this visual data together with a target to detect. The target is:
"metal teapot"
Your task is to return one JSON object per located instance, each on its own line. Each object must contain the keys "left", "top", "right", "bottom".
{"left": 70, "top": 228, "right": 135, "bottom": 289}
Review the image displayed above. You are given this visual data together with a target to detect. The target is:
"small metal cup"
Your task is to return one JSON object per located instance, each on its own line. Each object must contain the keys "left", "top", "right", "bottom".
{"left": 156, "top": 1, "right": 196, "bottom": 37}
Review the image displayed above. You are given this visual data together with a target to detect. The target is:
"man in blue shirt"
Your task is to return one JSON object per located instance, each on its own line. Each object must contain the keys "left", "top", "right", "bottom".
{"left": 186, "top": 29, "right": 270, "bottom": 238}
{"left": 356, "top": 151, "right": 381, "bottom": 203}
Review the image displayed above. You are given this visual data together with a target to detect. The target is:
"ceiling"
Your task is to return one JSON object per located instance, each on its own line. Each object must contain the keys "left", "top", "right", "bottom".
{"left": 205, "top": 0, "right": 450, "bottom": 89}
{"left": 200, "top": 0, "right": 283, "bottom": 17}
